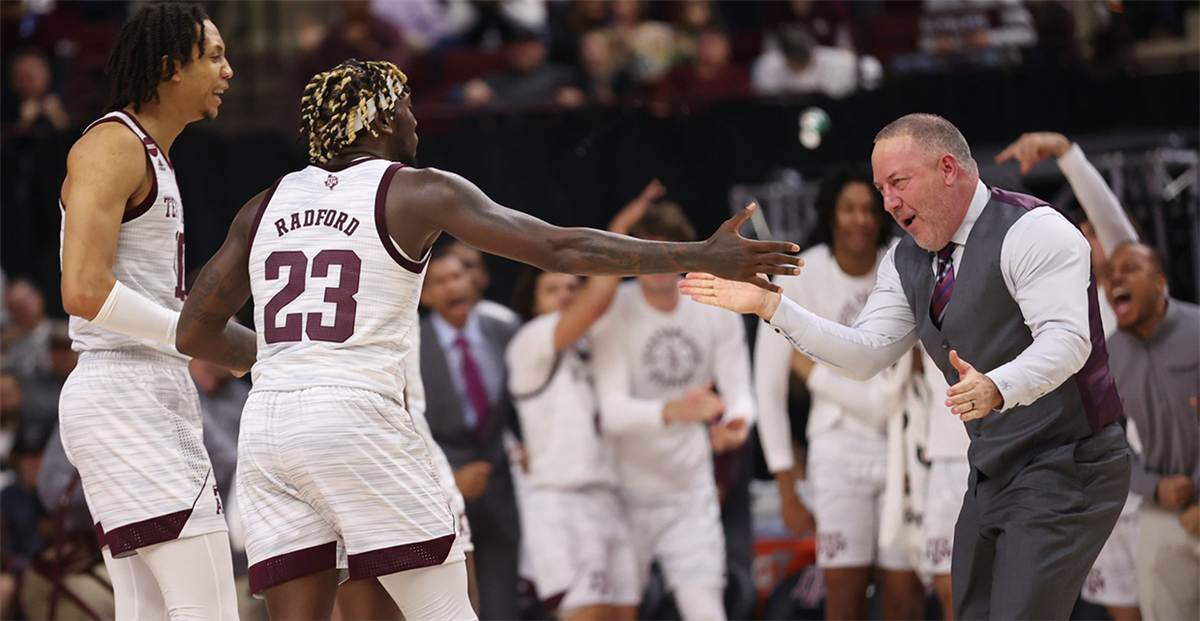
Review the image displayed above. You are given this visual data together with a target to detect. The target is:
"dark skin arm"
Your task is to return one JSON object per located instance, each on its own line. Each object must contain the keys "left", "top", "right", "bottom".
{"left": 175, "top": 191, "right": 262, "bottom": 373}
{"left": 386, "top": 168, "right": 802, "bottom": 292}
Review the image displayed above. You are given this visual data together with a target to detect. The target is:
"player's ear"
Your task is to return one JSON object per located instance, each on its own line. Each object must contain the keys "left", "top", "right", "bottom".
{"left": 373, "top": 109, "right": 396, "bottom": 136}
{"left": 161, "top": 55, "right": 182, "bottom": 82}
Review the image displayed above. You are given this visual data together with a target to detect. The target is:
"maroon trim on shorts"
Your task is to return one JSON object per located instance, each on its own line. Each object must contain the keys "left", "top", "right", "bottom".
{"left": 541, "top": 592, "right": 567, "bottom": 618}
{"left": 346, "top": 533, "right": 456, "bottom": 580}
{"left": 94, "top": 522, "right": 107, "bottom": 549}
{"left": 248, "top": 541, "right": 339, "bottom": 595}
{"left": 102, "top": 509, "right": 193, "bottom": 557}
{"left": 373, "top": 163, "right": 427, "bottom": 273}
{"left": 114, "top": 110, "right": 173, "bottom": 169}
{"left": 313, "top": 156, "right": 380, "bottom": 172}
{"left": 246, "top": 176, "right": 285, "bottom": 258}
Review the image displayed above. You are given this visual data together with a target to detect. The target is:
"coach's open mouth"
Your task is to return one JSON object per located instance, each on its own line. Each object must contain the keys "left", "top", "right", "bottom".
{"left": 1111, "top": 287, "right": 1132, "bottom": 314}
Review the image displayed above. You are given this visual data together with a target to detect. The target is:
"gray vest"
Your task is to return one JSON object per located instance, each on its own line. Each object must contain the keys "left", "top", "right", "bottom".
{"left": 893, "top": 188, "right": 1123, "bottom": 487}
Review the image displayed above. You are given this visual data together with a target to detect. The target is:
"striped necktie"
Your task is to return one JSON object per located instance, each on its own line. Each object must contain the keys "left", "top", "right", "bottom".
{"left": 930, "top": 243, "right": 956, "bottom": 329}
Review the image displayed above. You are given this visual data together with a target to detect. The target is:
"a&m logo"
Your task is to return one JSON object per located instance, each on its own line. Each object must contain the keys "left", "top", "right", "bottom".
{"left": 325, "top": 174, "right": 339, "bottom": 190}
{"left": 163, "top": 196, "right": 180, "bottom": 218}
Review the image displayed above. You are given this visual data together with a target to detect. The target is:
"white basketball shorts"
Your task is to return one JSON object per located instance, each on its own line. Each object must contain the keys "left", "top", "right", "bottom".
{"left": 623, "top": 485, "right": 726, "bottom": 593}
{"left": 921, "top": 458, "right": 970, "bottom": 576}
{"left": 522, "top": 486, "right": 639, "bottom": 616}
{"left": 59, "top": 350, "right": 227, "bottom": 557}
{"left": 1082, "top": 497, "right": 1139, "bottom": 608}
{"left": 237, "top": 386, "right": 463, "bottom": 595}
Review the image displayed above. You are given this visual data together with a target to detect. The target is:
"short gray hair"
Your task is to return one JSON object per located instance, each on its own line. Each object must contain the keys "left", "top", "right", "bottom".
{"left": 875, "top": 113, "right": 978, "bottom": 176}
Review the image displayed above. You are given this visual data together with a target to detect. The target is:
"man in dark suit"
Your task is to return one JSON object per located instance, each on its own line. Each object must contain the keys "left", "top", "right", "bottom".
{"left": 680, "top": 113, "right": 1130, "bottom": 620}
{"left": 420, "top": 245, "right": 522, "bottom": 621}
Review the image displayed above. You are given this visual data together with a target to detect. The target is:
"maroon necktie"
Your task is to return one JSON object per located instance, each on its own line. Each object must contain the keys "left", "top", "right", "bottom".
{"left": 454, "top": 335, "right": 490, "bottom": 434}
{"left": 930, "top": 243, "right": 956, "bottom": 330}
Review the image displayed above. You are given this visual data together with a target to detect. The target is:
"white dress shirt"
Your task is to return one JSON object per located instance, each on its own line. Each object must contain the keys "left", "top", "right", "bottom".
{"left": 432, "top": 309, "right": 506, "bottom": 429}
{"left": 767, "top": 180, "right": 1094, "bottom": 412}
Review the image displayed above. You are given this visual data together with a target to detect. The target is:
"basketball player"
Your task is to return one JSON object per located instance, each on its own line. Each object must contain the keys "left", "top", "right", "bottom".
{"left": 57, "top": 4, "right": 241, "bottom": 618}
{"left": 174, "top": 59, "right": 800, "bottom": 619}
{"left": 589, "top": 202, "right": 756, "bottom": 621}
{"left": 755, "top": 168, "right": 923, "bottom": 620}
{"left": 505, "top": 181, "right": 663, "bottom": 621}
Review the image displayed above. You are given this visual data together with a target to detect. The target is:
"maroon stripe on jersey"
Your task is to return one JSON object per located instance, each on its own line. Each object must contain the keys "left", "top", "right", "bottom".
{"left": 541, "top": 592, "right": 567, "bottom": 618}
{"left": 80, "top": 115, "right": 124, "bottom": 136}
{"left": 121, "top": 161, "right": 159, "bottom": 223}
{"left": 102, "top": 508, "right": 193, "bottom": 557}
{"left": 374, "top": 163, "right": 428, "bottom": 273}
{"left": 114, "top": 109, "right": 173, "bottom": 169}
{"left": 346, "top": 533, "right": 456, "bottom": 580}
{"left": 248, "top": 541, "right": 338, "bottom": 595}
{"left": 247, "top": 176, "right": 286, "bottom": 258}
{"left": 314, "top": 156, "right": 380, "bottom": 172}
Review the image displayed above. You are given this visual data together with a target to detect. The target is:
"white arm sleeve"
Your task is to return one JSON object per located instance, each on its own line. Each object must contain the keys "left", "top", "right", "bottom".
{"left": 988, "top": 208, "right": 1094, "bottom": 410}
{"left": 91, "top": 280, "right": 180, "bottom": 347}
{"left": 1058, "top": 143, "right": 1139, "bottom": 253}
{"left": 754, "top": 280, "right": 801, "bottom": 473}
{"left": 766, "top": 246, "right": 919, "bottom": 381}
{"left": 711, "top": 310, "right": 756, "bottom": 425}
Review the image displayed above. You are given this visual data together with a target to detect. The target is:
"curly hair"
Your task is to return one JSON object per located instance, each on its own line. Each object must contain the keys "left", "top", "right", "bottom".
{"left": 810, "top": 166, "right": 891, "bottom": 250}
{"left": 299, "top": 59, "right": 410, "bottom": 163}
{"left": 105, "top": 3, "right": 209, "bottom": 113}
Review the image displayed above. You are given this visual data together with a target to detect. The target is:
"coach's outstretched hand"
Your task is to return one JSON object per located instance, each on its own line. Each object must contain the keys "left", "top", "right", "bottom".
{"left": 679, "top": 272, "right": 787, "bottom": 320}
{"left": 699, "top": 204, "right": 801, "bottom": 293}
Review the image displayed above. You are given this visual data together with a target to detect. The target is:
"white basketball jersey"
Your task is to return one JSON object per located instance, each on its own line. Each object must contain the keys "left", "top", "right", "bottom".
{"left": 59, "top": 110, "right": 188, "bottom": 362}
{"left": 248, "top": 158, "right": 426, "bottom": 399}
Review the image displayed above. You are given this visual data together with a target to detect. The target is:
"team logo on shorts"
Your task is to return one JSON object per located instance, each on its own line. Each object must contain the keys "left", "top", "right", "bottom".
{"left": 213, "top": 485, "right": 223, "bottom": 515}
{"left": 1083, "top": 567, "right": 1105, "bottom": 596}
{"left": 925, "top": 537, "right": 952, "bottom": 566}
{"left": 642, "top": 328, "right": 701, "bottom": 388}
{"left": 325, "top": 174, "right": 339, "bottom": 190}
{"left": 818, "top": 532, "right": 848, "bottom": 560}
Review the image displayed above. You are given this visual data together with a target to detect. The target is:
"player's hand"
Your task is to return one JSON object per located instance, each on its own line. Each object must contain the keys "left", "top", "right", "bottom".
{"left": 946, "top": 350, "right": 1003, "bottom": 421}
{"left": 454, "top": 461, "right": 493, "bottom": 500}
{"left": 710, "top": 418, "right": 749, "bottom": 454}
{"left": 700, "top": 203, "right": 801, "bottom": 293}
{"left": 663, "top": 382, "right": 724, "bottom": 425}
{"left": 778, "top": 482, "right": 816, "bottom": 536}
{"left": 679, "top": 272, "right": 784, "bottom": 321}
{"left": 995, "top": 132, "right": 1072, "bottom": 174}
{"left": 1180, "top": 504, "right": 1200, "bottom": 536}
{"left": 1157, "top": 475, "right": 1195, "bottom": 511}
{"left": 609, "top": 179, "right": 666, "bottom": 236}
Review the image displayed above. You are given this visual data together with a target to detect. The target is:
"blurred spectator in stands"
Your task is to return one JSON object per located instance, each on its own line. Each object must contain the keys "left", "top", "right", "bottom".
{"left": 0, "top": 373, "right": 21, "bottom": 473}
{"left": 651, "top": 28, "right": 750, "bottom": 113}
{"left": 557, "top": 30, "right": 639, "bottom": 108}
{"left": 444, "top": 240, "right": 521, "bottom": 324}
{"left": 18, "top": 320, "right": 73, "bottom": 432}
{"left": 898, "top": 0, "right": 1036, "bottom": 72}
{"left": 442, "top": 0, "right": 548, "bottom": 50}
{"left": 672, "top": 0, "right": 724, "bottom": 65}
{"left": 765, "top": 0, "right": 857, "bottom": 50}
{"left": 3, "top": 49, "right": 68, "bottom": 135}
{"left": 1, "top": 279, "right": 51, "bottom": 381}
{"left": 460, "top": 28, "right": 574, "bottom": 109}
{"left": 301, "top": 0, "right": 410, "bottom": 78}
{"left": 546, "top": 0, "right": 610, "bottom": 65}
{"left": 607, "top": 0, "right": 676, "bottom": 85}
{"left": 1, "top": 421, "right": 52, "bottom": 570}
{"left": 371, "top": 0, "right": 447, "bottom": 53}
{"left": 751, "top": 24, "right": 881, "bottom": 98}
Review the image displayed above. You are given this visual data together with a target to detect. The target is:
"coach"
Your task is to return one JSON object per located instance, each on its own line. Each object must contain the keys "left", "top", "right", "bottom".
{"left": 681, "top": 113, "right": 1130, "bottom": 620}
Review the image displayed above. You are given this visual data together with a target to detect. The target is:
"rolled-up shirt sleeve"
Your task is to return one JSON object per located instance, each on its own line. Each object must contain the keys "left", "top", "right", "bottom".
{"left": 988, "top": 208, "right": 1094, "bottom": 410}
{"left": 766, "top": 245, "right": 919, "bottom": 382}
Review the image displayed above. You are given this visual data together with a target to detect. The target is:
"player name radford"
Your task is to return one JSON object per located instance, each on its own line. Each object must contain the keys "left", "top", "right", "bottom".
{"left": 273, "top": 208, "right": 361, "bottom": 238}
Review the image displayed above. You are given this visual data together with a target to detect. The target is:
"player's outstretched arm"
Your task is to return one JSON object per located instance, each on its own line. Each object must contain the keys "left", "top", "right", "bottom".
{"left": 387, "top": 168, "right": 801, "bottom": 293}
{"left": 175, "top": 192, "right": 262, "bottom": 374}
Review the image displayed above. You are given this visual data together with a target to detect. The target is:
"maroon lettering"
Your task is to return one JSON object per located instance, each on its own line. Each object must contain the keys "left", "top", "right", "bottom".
{"left": 344, "top": 218, "right": 360, "bottom": 236}
{"left": 290, "top": 212, "right": 301, "bottom": 231}
{"left": 333, "top": 212, "right": 349, "bottom": 231}
{"left": 303, "top": 210, "right": 315, "bottom": 226}
{"left": 275, "top": 219, "right": 288, "bottom": 237}
{"left": 262, "top": 249, "right": 362, "bottom": 344}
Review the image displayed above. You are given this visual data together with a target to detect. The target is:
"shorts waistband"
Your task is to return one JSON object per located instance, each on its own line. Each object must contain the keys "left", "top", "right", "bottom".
{"left": 79, "top": 348, "right": 188, "bottom": 367}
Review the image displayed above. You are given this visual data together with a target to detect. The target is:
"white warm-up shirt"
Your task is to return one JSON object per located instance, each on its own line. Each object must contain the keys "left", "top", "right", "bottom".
{"left": 506, "top": 311, "right": 617, "bottom": 490}
{"left": 591, "top": 281, "right": 755, "bottom": 499}
{"left": 755, "top": 245, "right": 912, "bottom": 473}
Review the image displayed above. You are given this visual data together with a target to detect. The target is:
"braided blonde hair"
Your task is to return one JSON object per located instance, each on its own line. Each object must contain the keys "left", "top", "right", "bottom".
{"left": 300, "top": 59, "right": 410, "bottom": 163}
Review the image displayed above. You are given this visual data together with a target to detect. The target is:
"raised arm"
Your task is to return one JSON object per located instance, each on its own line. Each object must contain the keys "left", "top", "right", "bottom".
{"left": 996, "top": 132, "right": 1138, "bottom": 253}
{"left": 60, "top": 124, "right": 181, "bottom": 345}
{"left": 386, "top": 167, "right": 801, "bottom": 293}
{"left": 174, "top": 192, "right": 262, "bottom": 374}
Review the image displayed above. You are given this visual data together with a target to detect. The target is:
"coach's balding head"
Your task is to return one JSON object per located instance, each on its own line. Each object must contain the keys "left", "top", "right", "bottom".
{"left": 871, "top": 113, "right": 980, "bottom": 252}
